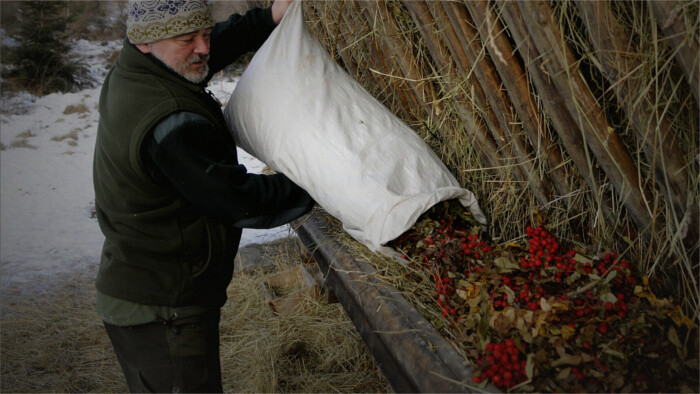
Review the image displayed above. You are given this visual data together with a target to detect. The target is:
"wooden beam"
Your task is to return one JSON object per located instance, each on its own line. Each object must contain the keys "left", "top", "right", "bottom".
{"left": 497, "top": 0, "right": 626, "bottom": 232}
{"left": 424, "top": 0, "right": 531, "bottom": 190}
{"left": 342, "top": 0, "right": 416, "bottom": 121}
{"left": 355, "top": 0, "right": 441, "bottom": 121}
{"left": 294, "top": 213, "right": 486, "bottom": 393}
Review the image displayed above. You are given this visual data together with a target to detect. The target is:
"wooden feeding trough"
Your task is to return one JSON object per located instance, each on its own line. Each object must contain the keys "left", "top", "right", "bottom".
{"left": 294, "top": 213, "right": 497, "bottom": 393}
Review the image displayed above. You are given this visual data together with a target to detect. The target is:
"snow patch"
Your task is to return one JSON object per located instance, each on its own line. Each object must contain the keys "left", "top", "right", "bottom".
{"left": 0, "top": 40, "right": 288, "bottom": 289}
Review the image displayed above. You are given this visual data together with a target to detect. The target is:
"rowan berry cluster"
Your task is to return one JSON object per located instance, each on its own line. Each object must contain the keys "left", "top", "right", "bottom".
{"left": 433, "top": 270, "right": 457, "bottom": 318}
{"left": 515, "top": 282, "right": 545, "bottom": 312}
{"left": 420, "top": 229, "right": 492, "bottom": 275}
{"left": 521, "top": 225, "right": 577, "bottom": 271}
{"left": 472, "top": 339, "right": 527, "bottom": 389}
{"left": 597, "top": 252, "right": 634, "bottom": 319}
{"left": 460, "top": 233, "right": 492, "bottom": 260}
{"left": 391, "top": 209, "right": 696, "bottom": 393}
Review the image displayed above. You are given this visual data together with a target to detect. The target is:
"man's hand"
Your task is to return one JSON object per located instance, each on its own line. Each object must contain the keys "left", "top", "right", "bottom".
{"left": 271, "top": 0, "right": 296, "bottom": 24}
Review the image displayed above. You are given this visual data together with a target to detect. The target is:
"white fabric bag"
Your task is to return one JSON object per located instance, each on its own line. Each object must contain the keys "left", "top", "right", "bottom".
{"left": 224, "top": 3, "right": 486, "bottom": 252}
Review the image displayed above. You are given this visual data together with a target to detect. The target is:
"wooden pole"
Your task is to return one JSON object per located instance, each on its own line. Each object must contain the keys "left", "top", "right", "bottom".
{"left": 649, "top": 0, "right": 700, "bottom": 106}
{"left": 354, "top": 0, "right": 441, "bottom": 122}
{"left": 516, "top": 0, "right": 655, "bottom": 234}
{"left": 464, "top": 0, "right": 572, "bottom": 199}
{"left": 424, "top": 0, "right": 531, "bottom": 190}
{"left": 402, "top": 0, "right": 503, "bottom": 172}
{"left": 304, "top": 2, "right": 357, "bottom": 75}
{"left": 575, "top": 0, "right": 698, "bottom": 248}
{"left": 439, "top": 1, "right": 554, "bottom": 206}
{"left": 342, "top": 0, "right": 416, "bottom": 121}
{"left": 497, "top": 0, "right": 625, "bottom": 232}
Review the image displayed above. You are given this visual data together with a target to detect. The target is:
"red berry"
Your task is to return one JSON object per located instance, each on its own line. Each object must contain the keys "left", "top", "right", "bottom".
{"left": 605, "top": 301, "right": 614, "bottom": 310}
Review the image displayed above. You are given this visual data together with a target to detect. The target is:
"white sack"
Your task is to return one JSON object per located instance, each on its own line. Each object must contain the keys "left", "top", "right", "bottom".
{"left": 224, "top": 3, "right": 486, "bottom": 252}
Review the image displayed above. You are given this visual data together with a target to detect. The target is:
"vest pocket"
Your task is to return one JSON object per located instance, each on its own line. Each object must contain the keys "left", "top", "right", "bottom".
{"left": 190, "top": 223, "right": 214, "bottom": 278}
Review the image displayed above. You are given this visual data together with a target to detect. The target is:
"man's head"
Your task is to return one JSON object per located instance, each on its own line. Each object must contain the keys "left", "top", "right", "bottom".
{"left": 127, "top": 0, "right": 215, "bottom": 83}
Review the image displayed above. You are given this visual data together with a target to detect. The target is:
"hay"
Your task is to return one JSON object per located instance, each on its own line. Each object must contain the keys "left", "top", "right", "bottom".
{"left": 0, "top": 237, "right": 389, "bottom": 393}
{"left": 220, "top": 237, "right": 389, "bottom": 393}
{"left": 293, "top": 0, "right": 699, "bottom": 317}
{"left": 0, "top": 271, "right": 126, "bottom": 393}
{"left": 309, "top": 205, "right": 698, "bottom": 391}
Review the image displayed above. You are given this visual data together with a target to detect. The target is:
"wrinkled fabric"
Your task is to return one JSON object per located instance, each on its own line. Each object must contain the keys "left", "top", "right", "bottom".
{"left": 224, "top": 3, "right": 486, "bottom": 252}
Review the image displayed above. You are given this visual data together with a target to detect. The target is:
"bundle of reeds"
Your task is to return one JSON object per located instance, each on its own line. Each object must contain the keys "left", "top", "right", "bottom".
{"left": 243, "top": 0, "right": 698, "bottom": 317}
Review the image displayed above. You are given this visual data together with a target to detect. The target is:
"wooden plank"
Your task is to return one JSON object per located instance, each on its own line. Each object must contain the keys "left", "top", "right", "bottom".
{"left": 262, "top": 265, "right": 320, "bottom": 315}
{"left": 294, "top": 213, "right": 495, "bottom": 393}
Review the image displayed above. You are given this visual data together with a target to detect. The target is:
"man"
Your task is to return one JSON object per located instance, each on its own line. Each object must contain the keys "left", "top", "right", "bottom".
{"left": 92, "top": 0, "right": 309, "bottom": 392}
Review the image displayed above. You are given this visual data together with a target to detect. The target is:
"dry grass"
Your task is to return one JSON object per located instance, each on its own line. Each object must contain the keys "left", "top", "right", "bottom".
{"left": 300, "top": 0, "right": 699, "bottom": 318}
{"left": 0, "top": 237, "right": 390, "bottom": 393}
{"left": 51, "top": 129, "right": 80, "bottom": 143}
{"left": 62, "top": 104, "right": 89, "bottom": 116}
{"left": 220, "top": 237, "right": 389, "bottom": 393}
{"left": 0, "top": 271, "right": 127, "bottom": 393}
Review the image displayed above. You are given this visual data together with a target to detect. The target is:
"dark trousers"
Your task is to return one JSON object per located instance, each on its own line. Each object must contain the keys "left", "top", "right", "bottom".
{"left": 103, "top": 311, "right": 223, "bottom": 393}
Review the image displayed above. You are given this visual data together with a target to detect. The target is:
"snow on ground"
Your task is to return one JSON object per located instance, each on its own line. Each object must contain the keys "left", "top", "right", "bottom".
{"left": 0, "top": 39, "right": 293, "bottom": 288}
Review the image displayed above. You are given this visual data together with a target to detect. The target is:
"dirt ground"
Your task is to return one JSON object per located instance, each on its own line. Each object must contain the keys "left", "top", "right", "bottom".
{"left": 0, "top": 237, "right": 390, "bottom": 393}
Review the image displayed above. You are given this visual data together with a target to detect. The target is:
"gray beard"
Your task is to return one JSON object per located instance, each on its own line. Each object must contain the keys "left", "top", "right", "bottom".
{"left": 151, "top": 50, "right": 210, "bottom": 84}
{"left": 182, "top": 63, "right": 209, "bottom": 84}
{"left": 176, "top": 55, "right": 210, "bottom": 84}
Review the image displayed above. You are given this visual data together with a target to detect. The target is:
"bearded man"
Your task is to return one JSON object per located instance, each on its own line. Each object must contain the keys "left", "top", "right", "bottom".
{"left": 92, "top": 0, "right": 309, "bottom": 392}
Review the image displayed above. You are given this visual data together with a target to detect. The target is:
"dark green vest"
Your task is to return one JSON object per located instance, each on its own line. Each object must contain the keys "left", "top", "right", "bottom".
{"left": 93, "top": 41, "right": 240, "bottom": 307}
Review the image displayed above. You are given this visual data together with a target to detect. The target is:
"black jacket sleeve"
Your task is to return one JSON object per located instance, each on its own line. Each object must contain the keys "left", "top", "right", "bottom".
{"left": 206, "top": 7, "right": 276, "bottom": 76}
{"left": 144, "top": 112, "right": 314, "bottom": 229}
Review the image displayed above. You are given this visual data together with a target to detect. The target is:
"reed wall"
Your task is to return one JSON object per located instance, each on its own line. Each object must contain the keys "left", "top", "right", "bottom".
{"left": 247, "top": 0, "right": 699, "bottom": 315}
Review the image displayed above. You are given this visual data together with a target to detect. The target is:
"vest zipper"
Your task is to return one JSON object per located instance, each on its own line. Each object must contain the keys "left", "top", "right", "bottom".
{"left": 203, "top": 88, "right": 223, "bottom": 108}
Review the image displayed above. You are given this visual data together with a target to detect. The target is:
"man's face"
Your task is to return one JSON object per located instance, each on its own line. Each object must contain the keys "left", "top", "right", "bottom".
{"left": 141, "top": 29, "right": 212, "bottom": 83}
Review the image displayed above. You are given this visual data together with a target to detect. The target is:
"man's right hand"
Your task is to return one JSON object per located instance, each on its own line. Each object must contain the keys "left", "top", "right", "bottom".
{"left": 271, "top": 0, "right": 296, "bottom": 24}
